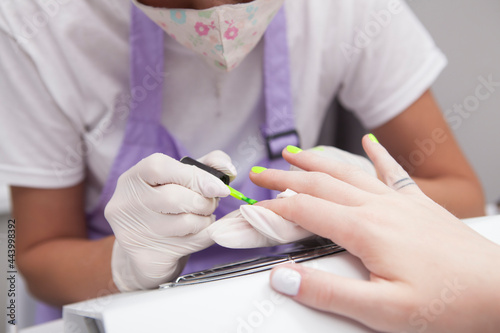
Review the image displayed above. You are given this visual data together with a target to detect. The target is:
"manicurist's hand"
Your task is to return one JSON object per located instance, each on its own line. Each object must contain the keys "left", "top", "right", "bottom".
{"left": 248, "top": 136, "right": 500, "bottom": 333}
{"left": 105, "top": 150, "right": 236, "bottom": 291}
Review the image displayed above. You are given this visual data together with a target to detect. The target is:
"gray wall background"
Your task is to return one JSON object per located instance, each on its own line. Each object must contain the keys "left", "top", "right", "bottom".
{"left": 408, "top": 0, "right": 500, "bottom": 204}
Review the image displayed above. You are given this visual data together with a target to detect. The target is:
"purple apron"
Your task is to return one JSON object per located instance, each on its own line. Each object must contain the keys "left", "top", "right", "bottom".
{"left": 36, "top": 3, "right": 299, "bottom": 323}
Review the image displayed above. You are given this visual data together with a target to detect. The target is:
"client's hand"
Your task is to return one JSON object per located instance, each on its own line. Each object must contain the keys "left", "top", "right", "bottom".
{"left": 248, "top": 136, "right": 500, "bottom": 333}
{"left": 207, "top": 145, "right": 375, "bottom": 248}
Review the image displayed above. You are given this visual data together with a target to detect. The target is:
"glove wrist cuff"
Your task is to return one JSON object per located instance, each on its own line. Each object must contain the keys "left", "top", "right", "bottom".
{"left": 111, "top": 240, "right": 143, "bottom": 292}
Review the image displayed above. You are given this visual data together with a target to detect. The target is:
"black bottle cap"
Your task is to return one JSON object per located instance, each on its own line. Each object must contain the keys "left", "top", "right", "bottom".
{"left": 180, "top": 156, "right": 230, "bottom": 185}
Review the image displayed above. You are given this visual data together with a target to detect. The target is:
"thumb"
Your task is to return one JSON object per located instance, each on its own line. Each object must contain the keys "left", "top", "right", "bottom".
{"left": 198, "top": 150, "right": 238, "bottom": 182}
{"left": 207, "top": 210, "right": 276, "bottom": 248}
{"left": 270, "top": 265, "right": 395, "bottom": 331}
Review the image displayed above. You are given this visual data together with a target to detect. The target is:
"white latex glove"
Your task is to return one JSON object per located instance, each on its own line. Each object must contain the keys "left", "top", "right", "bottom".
{"left": 207, "top": 189, "right": 313, "bottom": 248}
{"left": 105, "top": 150, "right": 236, "bottom": 291}
{"left": 291, "top": 146, "right": 376, "bottom": 177}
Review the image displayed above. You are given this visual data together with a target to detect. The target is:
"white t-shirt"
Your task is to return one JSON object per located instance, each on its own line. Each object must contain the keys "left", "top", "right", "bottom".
{"left": 0, "top": 0, "right": 446, "bottom": 212}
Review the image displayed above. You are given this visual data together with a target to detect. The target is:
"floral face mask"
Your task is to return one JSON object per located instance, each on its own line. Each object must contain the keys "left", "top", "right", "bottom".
{"left": 132, "top": 0, "right": 285, "bottom": 71}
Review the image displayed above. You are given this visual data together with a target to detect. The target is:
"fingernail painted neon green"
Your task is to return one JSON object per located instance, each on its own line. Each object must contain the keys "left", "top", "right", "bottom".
{"left": 368, "top": 133, "right": 379, "bottom": 143}
{"left": 286, "top": 145, "right": 302, "bottom": 154}
{"left": 251, "top": 166, "right": 267, "bottom": 174}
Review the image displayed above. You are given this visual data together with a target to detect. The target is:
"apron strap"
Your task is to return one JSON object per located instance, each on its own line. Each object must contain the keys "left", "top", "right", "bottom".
{"left": 262, "top": 7, "right": 300, "bottom": 160}
{"left": 129, "top": 5, "right": 165, "bottom": 124}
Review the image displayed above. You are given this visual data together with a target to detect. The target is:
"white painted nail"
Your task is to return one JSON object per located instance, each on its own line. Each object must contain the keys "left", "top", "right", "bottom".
{"left": 271, "top": 267, "right": 301, "bottom": 296}
{"left": 277, "top": 188, "right": 298, "bottom": 199}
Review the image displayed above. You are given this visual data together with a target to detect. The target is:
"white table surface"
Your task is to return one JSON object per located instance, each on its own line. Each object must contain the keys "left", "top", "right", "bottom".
{"left": 18, "top": 214, "right": 500, "bottom": 333}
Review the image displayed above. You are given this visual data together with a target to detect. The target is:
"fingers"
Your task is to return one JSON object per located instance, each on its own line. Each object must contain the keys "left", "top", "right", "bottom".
{"left": 112, "top": 219, "right": 215, "bottom": 291}
{"left": 251, "top": 169, "right": 368, "bottom": 207}
{"left": 361, "top": 135, "right": 423, "bottom": 195}
{"left": 240, "top": 205, "right": 313, "bottom": 244}
{"left": 270, "top": 265, "right": 399, "bottom": 331}
{"left": 256, "top": 194, "right": 356, "bottom": 245}
{"left": 143, "top": 183, "right": 219, "bottom": 215}
{"left": 293, "top": 146, "right": 377, "bottom": 177}
{"left": 280, "top": 146, "right": 389, "bottom": 195}
{"left": 134, "top": 153, "right": 230, "bottom": 198}
{"left": 147, "top": 213, "right": 215, "bottom": 237}
{"left": 128, "top": 229, "right": 215, "bottom": 280}
{"left": 207, "top": 210, "right": 276, "bottom": 248}
{"left": 197, "top": 150, "right": 238, "bottom": 182}
{"left": 165, "top": 228, "right": 216, "bottom": 256}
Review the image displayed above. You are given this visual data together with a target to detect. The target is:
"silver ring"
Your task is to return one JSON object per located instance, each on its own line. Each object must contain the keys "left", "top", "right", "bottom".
{"left": 393, "top": 177, "right": 417, "bottom": 191}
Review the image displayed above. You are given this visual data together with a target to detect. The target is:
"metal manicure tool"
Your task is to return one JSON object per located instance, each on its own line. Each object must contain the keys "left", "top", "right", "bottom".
{"left": 160, "top": 237, "right": 345, "bottom": 289}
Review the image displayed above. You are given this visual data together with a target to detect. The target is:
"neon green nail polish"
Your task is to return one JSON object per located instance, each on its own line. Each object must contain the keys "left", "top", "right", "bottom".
{"left": 251, "top": 166, "right": 267, "bottom": 174}
{"left": 286, "top": 145, "right": 303, "bottom": 154}
{"left": 368, "top": 134, "right": 379, "bottom": 144}
{"left": 312, "top": 146, "right": 325, "bottom": 152}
